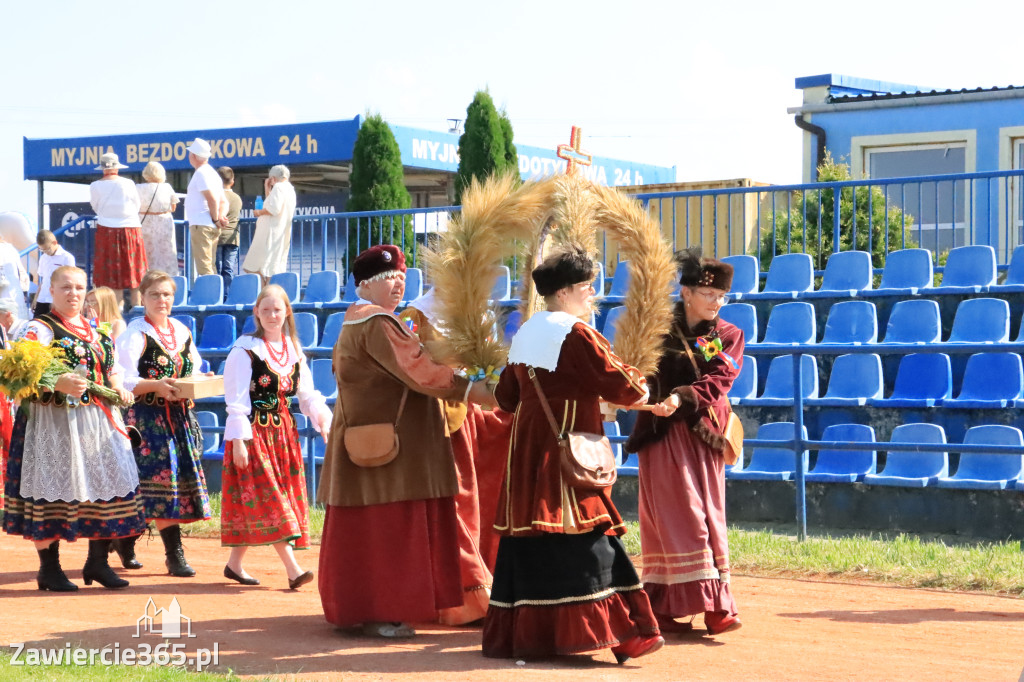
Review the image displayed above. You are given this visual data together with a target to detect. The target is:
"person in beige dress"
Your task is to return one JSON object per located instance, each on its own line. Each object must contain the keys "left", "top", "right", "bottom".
{"left": 242, "top": 165, "right": 296, "bottom": 286}
{"left": 137, "top": 162, "right": 180, "bottom": 276}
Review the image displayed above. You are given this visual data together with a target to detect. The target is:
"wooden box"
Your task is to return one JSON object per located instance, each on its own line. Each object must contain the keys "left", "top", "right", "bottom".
{"left": 176, "top": 375, "right": 225, "bottom": 400}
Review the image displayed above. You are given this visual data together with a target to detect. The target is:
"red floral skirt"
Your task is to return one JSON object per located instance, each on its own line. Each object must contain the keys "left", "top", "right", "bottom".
{"left": 0, "top": 393, "right": 9, "bottom": 510}
{"left": 220, "top": 409, "right": 309, "bottom": 548}
{"left": 94, "top": 225, "right": 148, "bottom": 288}
{"left": 318, "top": 498, "right": 462, "bottom": 627}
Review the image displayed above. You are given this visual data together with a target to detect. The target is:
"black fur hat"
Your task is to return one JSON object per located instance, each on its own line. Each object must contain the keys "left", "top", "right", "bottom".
{"left": 676, "top": 246, "right": 733, "bottom": 291}
{"left": 532, "top": 245, "right": 595, "bottom": 297}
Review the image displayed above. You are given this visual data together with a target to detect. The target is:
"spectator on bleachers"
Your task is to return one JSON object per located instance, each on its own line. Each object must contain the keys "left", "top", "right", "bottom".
{"left": 317, "top": 245, "right": 493, "bottom": 639}
{"left": 31, "top": 229, "right": 74, "bottom": 318}
{"left": 483, "top": 246, "right": 662, "bottom": 663}
{"left": 626, "top": 247, "right": 744, "bottom": 637}
{"left": 84, "top": 287, "right": 126, "bottom": 341}
{"left": 184, "top": 139, "right": 226, "bottom": 278}
{"left": 0, "top": 228, "right": 30, "bottom": 322}
{"left": 90, "top": 152, "right": 148, "bottom": 309}
{"left": 243, "top": 165, "right": 296, "bottom": 287}
{"left": 116, "top": 271, "right": 212, "bottom": 577}
{"left": 220, "top": 283, "right": 332, "bottom": 590}
{"left": 137, "top": 161, "right": 180, "bottom": 277}
{"left": 216, "top": 167, "right": 242, "bottom": 293}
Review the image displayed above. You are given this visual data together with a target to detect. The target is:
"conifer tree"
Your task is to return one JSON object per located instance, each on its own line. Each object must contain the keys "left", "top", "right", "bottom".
{"left": 455, "top": 90, "right": 518, "bottom": 204}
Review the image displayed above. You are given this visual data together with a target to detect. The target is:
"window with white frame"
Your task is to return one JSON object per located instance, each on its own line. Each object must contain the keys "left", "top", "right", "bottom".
{"left": 865, "top": 143, "right": 967, "bottom": 252}
{"left": 1014, "top": 139, "right": 1024, "bottom": 245}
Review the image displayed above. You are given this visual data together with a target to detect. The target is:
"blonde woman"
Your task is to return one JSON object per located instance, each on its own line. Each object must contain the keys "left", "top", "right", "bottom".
{"left": 84, "top": 287, "right": 127, "bottom": 341}
{"left": 137, "top": 161, "right": 180, "bottom": 276}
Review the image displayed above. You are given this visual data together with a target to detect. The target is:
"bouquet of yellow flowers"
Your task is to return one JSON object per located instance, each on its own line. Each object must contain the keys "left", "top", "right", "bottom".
{"left": 0, "top": 338, "right": 131, "bottom": 406}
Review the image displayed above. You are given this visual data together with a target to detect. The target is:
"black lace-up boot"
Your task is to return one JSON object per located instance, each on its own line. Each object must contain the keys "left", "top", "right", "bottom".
{"left": 159, "top": 525, "right": 195, "bottom": 577}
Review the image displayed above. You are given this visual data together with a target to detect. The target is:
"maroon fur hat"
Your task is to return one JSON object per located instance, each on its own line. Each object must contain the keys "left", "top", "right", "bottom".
{"left": 677, "top": 247, "right": 733, "bottom": 292}
{"left": 351, "top": 245, "right": 407, "bottom": 286}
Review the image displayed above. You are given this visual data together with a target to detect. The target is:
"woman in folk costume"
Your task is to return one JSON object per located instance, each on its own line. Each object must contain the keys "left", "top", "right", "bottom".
{"left": 626, "top": 248, "right": 744, "bottom": 636}
{"left": 482, "top": 246, "right": 663, "bottom": 664}
{"left": 3, "top": 266, "right": 147, "bottom": 591}
{"left": 220, "top": 284, "right": 332, "bottom": 589}
{"left": 399, "top": 288, "right": 493, "bottom": 625}
{"left": 318, "top": 245, "right": 494, "bottom": 638}
{"left": 116, "top": 270, "right": 212, "bottom": 576}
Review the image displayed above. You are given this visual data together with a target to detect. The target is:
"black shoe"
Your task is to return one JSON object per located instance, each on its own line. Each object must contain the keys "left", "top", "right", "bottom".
{"left": 82, "top": 540, "right": 129, "bottom": 589}
{"left": 224, "top": 565, "right": 260, "bottom": 585}
{"left": 110, "top": 535, "right": 143, "bottom": 570}
{"left": 36, "top": 541, "right": 78, "bottom": 592}
{"left": 159, "top": 525, "right": 196, "bottom": 577}
{"left": 288, "top": 570, "right": 314, "bottom": 590}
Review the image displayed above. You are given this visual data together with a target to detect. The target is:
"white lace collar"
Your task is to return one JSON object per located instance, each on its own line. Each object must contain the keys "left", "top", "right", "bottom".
{"left": 506, "top": 310, "right": 583, "bottom": 371}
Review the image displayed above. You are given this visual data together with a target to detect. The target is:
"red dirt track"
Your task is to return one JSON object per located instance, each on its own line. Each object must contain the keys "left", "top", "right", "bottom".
{"left": 1, "top": 533, "right": 1023, "bottom": 681}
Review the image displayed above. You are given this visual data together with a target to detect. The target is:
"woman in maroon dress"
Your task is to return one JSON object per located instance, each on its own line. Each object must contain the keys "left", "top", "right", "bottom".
{"left": 482, "top": 246, "right": 663, "bottom": 664}
{"left": 626, "top": 248, "right": 744, "bottom": 636}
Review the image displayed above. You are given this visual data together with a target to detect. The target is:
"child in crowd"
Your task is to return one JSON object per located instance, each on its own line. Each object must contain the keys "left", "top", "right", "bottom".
{"left": 84, "top": 286, "right": 127, "bottom": 341}
{"left": 32, "top": 230, "right": 74, "bottom": 317}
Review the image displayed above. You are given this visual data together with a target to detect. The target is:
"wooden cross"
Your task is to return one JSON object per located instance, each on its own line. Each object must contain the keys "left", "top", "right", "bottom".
{"left": 556, "top": 126, "right": 592, "bottom": 175}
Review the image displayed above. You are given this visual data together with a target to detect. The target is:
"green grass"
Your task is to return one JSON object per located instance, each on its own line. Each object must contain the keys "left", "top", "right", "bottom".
{"left": 187, "top": 495, "right": 1024, "bottom": 595}
{"left": 0, "top": 651, "right": 249, "bottom": 681}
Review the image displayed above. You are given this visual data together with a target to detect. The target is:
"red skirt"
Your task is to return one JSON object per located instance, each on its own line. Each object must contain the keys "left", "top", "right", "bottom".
{"left": 0, "top": 393, "right": 10, "bottom": 510}
{"left": 94, "top": 225, "right": 148, "bottom": 288}
{"left": 318, "top": 498, "right": 462, "bottom": 627}
{"left": 220, "top": 410, "right": 309, "bottom": 548}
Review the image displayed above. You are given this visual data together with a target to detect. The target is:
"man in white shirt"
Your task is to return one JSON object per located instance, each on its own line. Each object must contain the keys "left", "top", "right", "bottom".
{"left": 32, "top": 229, "right": 75, "bottom": 317}
{"left": 184, "top": 138, "right": 226, "bottom": 276}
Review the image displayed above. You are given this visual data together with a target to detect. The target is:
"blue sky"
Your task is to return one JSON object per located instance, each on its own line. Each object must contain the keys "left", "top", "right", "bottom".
{"left": 3, "top": 0, "right": 1023, "bottom": 225}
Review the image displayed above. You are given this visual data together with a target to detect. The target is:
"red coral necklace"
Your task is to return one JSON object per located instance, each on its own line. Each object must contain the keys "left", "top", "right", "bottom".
{"left": 53, "top": 311, "right": 94, "bottom": 343}
{"left": 263, "top": 336, "right": 288, "bottom": 366}
{"left": 145, "top": 316, "right": 177, "bottom": 351}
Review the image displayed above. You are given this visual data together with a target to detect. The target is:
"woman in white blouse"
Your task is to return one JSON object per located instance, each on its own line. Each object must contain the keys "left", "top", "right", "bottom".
{"left": 220, "top": 284, "right": 331, "bottom": 589}
{"left": 136, "top": 162, "right": 180, "bottom": 276}
{"left": 242, "top": 165, "right": 296, "bottom": 286}
{"left": 116, "top": 271, "right": 212, "bottom": 577}
{"left": 89, "top": 153, "right": 148, "bottom": 308}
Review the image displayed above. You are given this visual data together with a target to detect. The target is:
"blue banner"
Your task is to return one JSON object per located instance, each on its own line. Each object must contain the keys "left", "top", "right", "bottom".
{"left": 24, "top": 118, "right": 362, "bottom": 180}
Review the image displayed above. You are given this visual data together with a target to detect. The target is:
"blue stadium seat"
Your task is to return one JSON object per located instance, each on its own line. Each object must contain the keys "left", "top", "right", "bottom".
{"left": 862, "top": 248, "right": 933, "bottom": 296}
{"left": 604, "top": 421, "right": 624, "bottom": 467}
{"left": 946, "top": 298, "right": 1009, "bottom": 344}
{"left": 819, "top": 300, "right": 877, "bottom": 345}
{"left": 294, "top": 270, "right": 340, "bottom": 309}
{"left": 343, "top": 274, "right": 362, "bottom": 303}
{"left": 743, "top": 253, "right": 813, "bottom": 299}
{"left": 880, "top": 299, "right": 941, "bottom": 344}
{"left": 721, "top": 255, "right": 759, "bottom": 300}
{"left": 937, "top": 245, "right": 996, "bottom": 293}
{"left": 805, "top": 250, "right": 873, "bottom": 298}
{"left": 241, "top": 315, "right": 256, "bottom": 335}
{"left": 805, "top": 353, "right": 883, "bottom": 406}
{"left": 215, "top": 273, "right": 259, "bottom": 310}
{"left": 310, "top": 358, "right": 337, "bottom": 399}
{"left": 491, "top": 266, "right": 512, "bottom": 301}
{"left": 604, "top": 261, "right": 631, "bottom": 303}
{"left": 805, "top": 423, "right": 876, "bottom": 482}
{"left": 215, "top": 360, "right": 226, "bottom": 375}
{"left": 172, "top": 276, "right": 188, "bottom": 306}
{"left": 194, "top": 411, "right": 222, "bottom": 458}
{"left": 761, "top": 301, "right": 816, "bottom": 345}
{"left": 863, "top": 423, "right": 948, "bottom": 488}
{"left": 270, "top": 272, "right": 300, "bottom": 303}
{"left": 402, "top": 267, "right": 424, "bottom": 304}
{"left": 936, "top": 425, "right": 1024, "bottom": 490}
{"left": 179, "top": 274, "right": 224, "bottom": 312}
{"left": 171, "top": 314, "right": 197, "bottom": 341}
{"left": 728, "top": 355, "right": 757, "bottom": 405}
{"left": 197, "top": 314, "right": 236, "bottom": 351}
{"left": 729, "top": 422, "right": 808, "bottom": 481}
{"left": 293, "top": 312, "right": 319, "bottom": 349}
{"left": 313, "top": 312, "right": 345, "bottom": 353}
{"left": 868, "top": 353, "right": 952, "bottom": 408}
{"left": 990, "top": 245, "right": 1024, "bottom": 294}
{"left": 741, "top": 354, "right": 818, "bottom": 406}
{"left": 503, "top": 310, "right": 522, "bottom": 344}
{"left": 718, "top": 303, "right": 757, "bottom": 344}
{"left": 942, "top": 353, "right": 1024, "bottom": 408}
{"left": 602, "top": 306, "right": 626, "bottom": 348}
{"left": 592, "top": 262, "right": 606, "bottom": 298}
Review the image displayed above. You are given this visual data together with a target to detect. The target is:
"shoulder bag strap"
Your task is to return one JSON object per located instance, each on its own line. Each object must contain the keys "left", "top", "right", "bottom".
{"left": 527, "top": 366, "right": 563, "bottom": 439}
{"left": 337, "top": 381, "right": 409, "bottom": 428}
{"left": 675, "top": 323, "right": 729, "bottom": 429}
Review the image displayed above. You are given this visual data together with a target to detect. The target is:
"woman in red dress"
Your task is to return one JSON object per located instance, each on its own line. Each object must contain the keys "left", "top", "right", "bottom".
{"left": 626, "top": 248, "right": 744, "bottom": 636}
{"left": 482, "top": 246, "right": 663, "bottom": 664}
{"left": 220, "top": 284, "right": 332, "bottom": 588}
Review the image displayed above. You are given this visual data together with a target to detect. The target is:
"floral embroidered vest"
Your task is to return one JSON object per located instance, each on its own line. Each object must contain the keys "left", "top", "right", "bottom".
{"left": 246, "top": 350, "right": 299, "bottom": 427}
{"left": 138, "top": 333, "right": 194, "bottom": 406}
{"left": 33, "top": 313, "right": 114, "bottom": 407}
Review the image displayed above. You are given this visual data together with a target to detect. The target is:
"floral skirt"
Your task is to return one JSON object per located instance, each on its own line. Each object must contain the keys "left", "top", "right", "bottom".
{"left": 220, "top": 408, "right": 309, "bottom": 548}
{"left": 0, "top": 393, "right": 10, "bottom": 511}
{"left": 127, "top": 401, "right": 211, "bottom": 522}
{"left": 140, "top": 213, "right": 179, "bottom": 276}
{"left": 94, "top": 225, "right": 148, "bottom": 289}
{"left": 4, "top": 406, "right": 147, "bottom": 541}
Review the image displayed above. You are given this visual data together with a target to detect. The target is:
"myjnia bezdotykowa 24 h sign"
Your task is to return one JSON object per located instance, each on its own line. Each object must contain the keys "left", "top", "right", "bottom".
{"left": 24, "top": 118, "right": 675, "bottom": 187}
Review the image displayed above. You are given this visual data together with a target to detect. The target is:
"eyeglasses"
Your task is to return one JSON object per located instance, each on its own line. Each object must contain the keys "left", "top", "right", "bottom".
{"left": 694, "top": 289, "right": 730, "bottom": 306}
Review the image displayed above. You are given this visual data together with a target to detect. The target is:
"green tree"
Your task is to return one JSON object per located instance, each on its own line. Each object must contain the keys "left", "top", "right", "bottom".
{"left": 347, "top": 113, "right": 414, "bottom": 264}
{"left": 755, "top": 153, "right": 917, "bottom": 271}
{"left": 455, "top": 90, "right": 517, "bottom": 204}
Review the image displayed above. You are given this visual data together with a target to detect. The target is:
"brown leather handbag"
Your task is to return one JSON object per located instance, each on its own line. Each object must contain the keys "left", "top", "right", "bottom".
{"left": 338, "top": 386, "right": 409, "bottom": 467}
{"left": 527, "top": 367, "right": 617, "bottom": 490}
